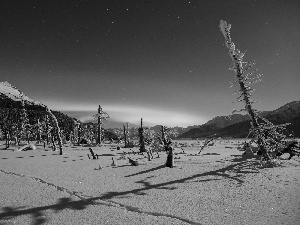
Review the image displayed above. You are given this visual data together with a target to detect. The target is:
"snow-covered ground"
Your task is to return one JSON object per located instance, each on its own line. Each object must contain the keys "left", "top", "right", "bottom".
{"left": 0, "top": 140, "right": 299, "bottom": 225}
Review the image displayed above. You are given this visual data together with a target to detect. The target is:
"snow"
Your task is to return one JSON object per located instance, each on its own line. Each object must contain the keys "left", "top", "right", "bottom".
{"left": 0, "top": 140, "right": 299, "bottom": 224}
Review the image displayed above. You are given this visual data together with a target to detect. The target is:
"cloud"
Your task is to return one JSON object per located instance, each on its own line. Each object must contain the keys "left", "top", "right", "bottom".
{"left": 45, "top": 101, "right": 207, "bottom": 127}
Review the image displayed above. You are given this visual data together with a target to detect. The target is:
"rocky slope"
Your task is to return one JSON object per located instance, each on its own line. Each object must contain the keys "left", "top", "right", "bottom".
{"left": 178, "top": 101, "right": 300, "bottom": 139}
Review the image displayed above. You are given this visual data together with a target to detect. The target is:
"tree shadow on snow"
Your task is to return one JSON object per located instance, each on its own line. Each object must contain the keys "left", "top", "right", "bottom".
{"left": 125, "top": 165, "right": 165, "bottom": 177}
{"left": 0, "top": 197, "right": 91, "bottom": 225}
{"left": 202, "top": 153, "right": 220, "bottom": 155}
{"left": 0, "top": 157, "right": 261, "bottom": 225}
{"left": 101, "top": 158, "right": 261, "bottom": 200}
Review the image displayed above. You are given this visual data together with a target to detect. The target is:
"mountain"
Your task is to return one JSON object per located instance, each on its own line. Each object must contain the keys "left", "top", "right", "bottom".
{"left": 0, "top": 81, "right": 46, "bottom": 111}
{"left": 149, "top": 125, "right": 187, "bottom": 136}
{"left": 2, "top": 82, "right": 298, "bottom": 139}
{"left": 107, "top": 125, "right": 188, "bottom": 140}
{"left": 107, "top": 101, "right": 300, "bottom": 139}
{"left": 177, "top": 101, "right": 300, "bottom": 139}
{"left": 205, "top": 114, "right": 249, "bottom": 128}
{"left": 261, "top": 101, "right": 300, "bottom": 121}
{"left": 0, "top": 81, "right": 78, "bottom": 135}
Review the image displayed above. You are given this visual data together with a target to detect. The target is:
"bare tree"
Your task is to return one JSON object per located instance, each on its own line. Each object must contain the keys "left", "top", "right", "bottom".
{"left": 138, "top": 118, "right": 146, "bottom": 153}
{"left": 93, "top": 105, "right": 109, "bottom": 145}
{"left": 220, "top": 20, "right": 290, "bottom": 162}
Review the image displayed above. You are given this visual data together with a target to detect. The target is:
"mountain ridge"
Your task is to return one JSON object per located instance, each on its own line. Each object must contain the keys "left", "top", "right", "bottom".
{"left": 2, "top": 82, "right": 299, "bottom": 138}
{"left": 177, "top": 101, "right": 300, "bottom": 139}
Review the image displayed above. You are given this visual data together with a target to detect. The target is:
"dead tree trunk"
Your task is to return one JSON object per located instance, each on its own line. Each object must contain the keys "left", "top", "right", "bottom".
{"left": 26, "top": 132, "right": 30, "bottom": 144}
{"left": 46, "top": 115, "right": 49, "bottom": 145}
{"left": 161, "top": 125, "right": 166, "bottom": 144}
{"left": 126, "top": 122, "right": 129, "bottom": 147}
{"left": 37, "top": 119, "right": 41, "bottom": 144}
{"left": 139, "top": 118, "right": 146, "bottom": 153}
{"left": 92, "top": 105, "right": 109, "bottom": 145}
{"left": 165, "top": 146, "right": 174, "bottom": 168}
{"left": 51, "top": 133, "right": 56, "bottom": 151}
{"left": 5, "top": 132, "right": 10, "bottom": 149}
{"left": 161, "top": 125, "right": 169, "bottom": 152}
{"left": 14, "top": 136, "right": 18, "bottom": 146}
{"left": 220, "top": 20, "right": 270, "bottom": 160}
{"left": 97, "top": 105, "right": 102, "bottom": 145}
{"left": 123, "top": 122, "right": 129, "bottom": 148}
{"left": 46, "top": 107, "right": 63, "bottom": 155}
{"left": 77, "top": 124, "right": 81, "bottom": 146}
{"left": 123, "top": 125, "right": 127, "bottom": 148}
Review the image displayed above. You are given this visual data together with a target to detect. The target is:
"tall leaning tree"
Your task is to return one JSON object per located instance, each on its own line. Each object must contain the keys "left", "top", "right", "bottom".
{"left": 219, "top": 20, "right": 290, "bottom": 162}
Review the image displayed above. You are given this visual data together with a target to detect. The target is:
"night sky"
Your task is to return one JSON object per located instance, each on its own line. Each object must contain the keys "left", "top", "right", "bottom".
{"left": 1, "top": 0, "right": 299, "bottom": 128}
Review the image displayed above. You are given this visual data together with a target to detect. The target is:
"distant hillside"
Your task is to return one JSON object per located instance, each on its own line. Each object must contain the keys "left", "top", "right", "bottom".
{"left": 0, "top": 81, "right": 78, "bottom": 135}
{"left": 178, "top": 101, "right": 300, "bottom": 139}
{"left": 150, "top": 125, "right": 187, "bottom": 136}
{"left": 261, "top": 101, "right": 300, "bottom": 121}
{"left": 0, "top": 81, "right": 46, "bottom": 111}
{"left": 205, "top": 114, "right": 249, "bottom": 128}
{"left": 3, "top": 81, "right": 298, "bottom": 139}
{"left": 107, "top": 101, "right": 300, "bottom": 139}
